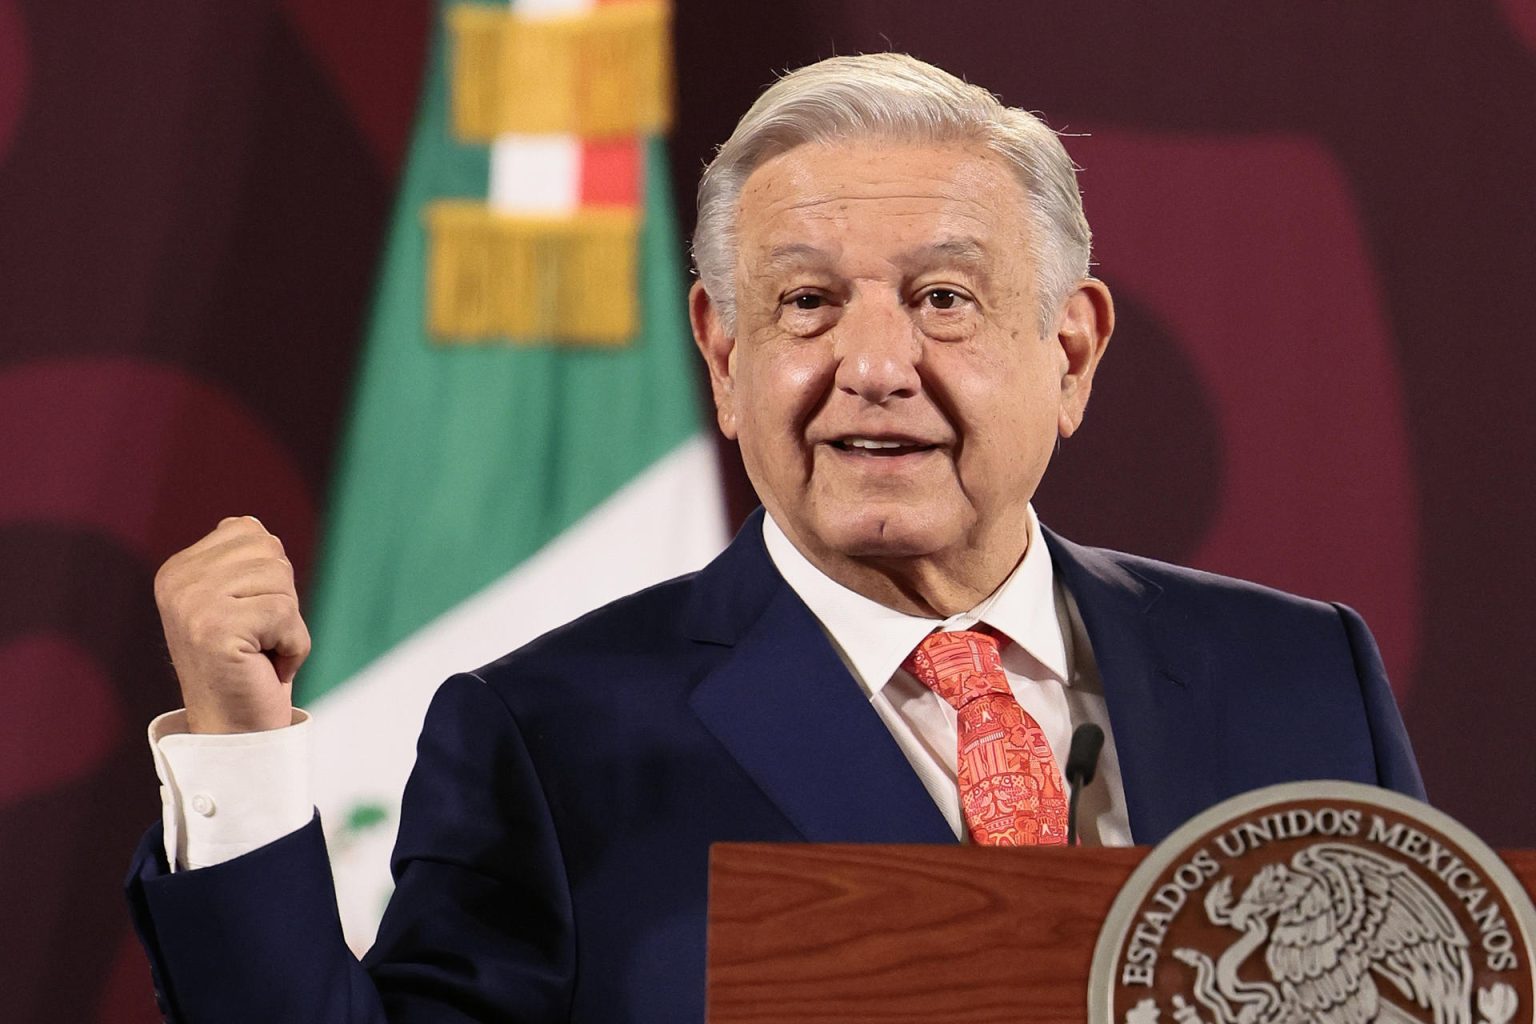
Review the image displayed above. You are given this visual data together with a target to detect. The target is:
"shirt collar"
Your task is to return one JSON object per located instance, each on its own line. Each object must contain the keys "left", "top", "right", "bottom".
{"left": 761, "top": 507, "right": 1071, "bottom": 695}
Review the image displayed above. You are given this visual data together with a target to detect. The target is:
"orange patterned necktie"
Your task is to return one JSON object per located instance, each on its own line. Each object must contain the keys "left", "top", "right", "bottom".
{"left": 903, "top": 629, "right": 1069, "bottom": 846}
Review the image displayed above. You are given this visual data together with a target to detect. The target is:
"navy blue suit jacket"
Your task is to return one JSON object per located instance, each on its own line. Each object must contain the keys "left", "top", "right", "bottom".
{"left": 126, "top": 512, "right": 1423, "bottom": 1023}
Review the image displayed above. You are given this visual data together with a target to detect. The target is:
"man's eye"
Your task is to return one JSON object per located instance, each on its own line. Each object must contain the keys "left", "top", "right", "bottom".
{"left": 789, "top": 294, "right": 826, "bottom": 310}
{"left": 922, "top": 289, "right": 963, "bottom": 310}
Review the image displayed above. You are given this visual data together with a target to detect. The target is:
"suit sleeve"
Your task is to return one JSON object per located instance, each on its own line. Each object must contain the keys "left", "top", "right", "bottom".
{"left": 1333, "top": 602, "right": 1427, "bottom": 801}
{"left": 124, "top": 672, "right": 576, "bottom": 1023}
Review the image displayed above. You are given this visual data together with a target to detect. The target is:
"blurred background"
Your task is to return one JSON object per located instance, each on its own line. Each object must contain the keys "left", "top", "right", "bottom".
{"left": 4, "top": 1, "right": 1535, "bottom": 1019}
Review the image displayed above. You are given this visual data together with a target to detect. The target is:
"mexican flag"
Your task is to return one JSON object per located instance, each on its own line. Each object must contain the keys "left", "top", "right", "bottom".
{"left": 298, "top": 0, "right": 726, "bottom": 952}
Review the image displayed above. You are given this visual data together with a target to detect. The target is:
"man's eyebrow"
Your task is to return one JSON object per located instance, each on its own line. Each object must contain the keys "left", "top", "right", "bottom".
{"left": 760, "top": 242, "right": 835, "bottom": 273}
{"left": 897, "top": 238, "right": 993, "bottom": 274}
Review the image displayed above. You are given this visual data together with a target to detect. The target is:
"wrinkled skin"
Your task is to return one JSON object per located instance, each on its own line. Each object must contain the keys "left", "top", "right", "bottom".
{"left": 691, "top": 140, "right": 1115, "bottom": 615}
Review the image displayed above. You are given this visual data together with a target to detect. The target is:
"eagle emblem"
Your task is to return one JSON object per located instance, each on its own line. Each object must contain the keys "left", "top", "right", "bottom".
{"left": 1091, "top": 784, "right": 1535, "bottom": 1024}
{"left": 1168, "top": 843, "right": 1518, "bottom": 1024}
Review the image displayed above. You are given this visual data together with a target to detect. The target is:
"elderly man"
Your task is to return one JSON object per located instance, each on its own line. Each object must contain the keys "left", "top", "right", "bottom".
{"left": 127, "top": 53, "right": 1422, "bottom": 1023}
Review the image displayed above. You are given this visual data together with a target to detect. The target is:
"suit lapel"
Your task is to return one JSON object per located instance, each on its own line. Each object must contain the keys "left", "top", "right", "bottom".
{"left": 682, "top": 512, "right": 1218, "bottom": 845}
{"left": 684, "top": 512, "right": 955, "bottom": 845}
{"left": 1044, "top": 529, "right": 1218, "bottom": 844}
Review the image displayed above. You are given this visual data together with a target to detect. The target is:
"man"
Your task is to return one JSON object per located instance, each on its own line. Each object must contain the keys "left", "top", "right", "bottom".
{"left": 127, "top": 53, "right": 1422, "bottom": 1023}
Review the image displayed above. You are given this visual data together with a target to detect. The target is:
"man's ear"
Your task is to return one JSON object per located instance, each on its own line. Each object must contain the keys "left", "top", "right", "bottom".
{"left": 689, "top": 281, "right": 739, "bottom": 439}
{"left": 1055, "top": 278, "right": 1115, "bottom": 439}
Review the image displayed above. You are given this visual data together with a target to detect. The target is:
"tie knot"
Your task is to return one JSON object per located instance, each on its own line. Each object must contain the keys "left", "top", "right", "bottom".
{"left": 903, "top": 629, "right": 1010, "bottom": 709}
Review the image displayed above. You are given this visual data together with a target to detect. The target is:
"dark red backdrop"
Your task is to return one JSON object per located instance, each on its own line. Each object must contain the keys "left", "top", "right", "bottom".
{"left": 3, "top": 2, "right": 1533, "bottom": 1020}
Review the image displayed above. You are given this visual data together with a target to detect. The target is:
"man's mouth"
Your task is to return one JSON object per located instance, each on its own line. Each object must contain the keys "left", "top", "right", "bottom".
{"left": 829, "top": 437, "right": 938, "bottom": 456}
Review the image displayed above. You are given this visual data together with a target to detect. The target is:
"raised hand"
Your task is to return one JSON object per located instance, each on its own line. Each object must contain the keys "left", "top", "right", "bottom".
{"left": 153, "top": 516, "right": 311, "bottom": 733}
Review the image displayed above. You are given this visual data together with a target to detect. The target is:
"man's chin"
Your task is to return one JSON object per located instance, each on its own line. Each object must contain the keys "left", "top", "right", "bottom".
{"left": 817, "top": 512, "right": 956, "bottom": 561}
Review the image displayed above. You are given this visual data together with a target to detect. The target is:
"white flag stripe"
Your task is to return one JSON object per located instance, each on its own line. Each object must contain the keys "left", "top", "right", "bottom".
{"left": 489, "top": 134, "right": 583, "bottom": 214}
{"left": 310, "top": 434, "right": 728, "bottom": 952}
{"left": 513, "top": 0, "right": 593, "bottom": 18}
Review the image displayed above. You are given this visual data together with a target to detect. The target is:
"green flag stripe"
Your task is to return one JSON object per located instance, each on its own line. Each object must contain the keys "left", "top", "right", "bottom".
{"left": 299, "top": 9, "right": 701, "bottom": 703}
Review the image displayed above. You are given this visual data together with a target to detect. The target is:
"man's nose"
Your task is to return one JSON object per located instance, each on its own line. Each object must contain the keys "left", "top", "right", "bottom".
{"left": 832, "top": 298, "right": 921, "bottom": 404}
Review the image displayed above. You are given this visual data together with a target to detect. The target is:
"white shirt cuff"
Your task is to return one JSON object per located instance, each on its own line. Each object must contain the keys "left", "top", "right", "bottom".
{"left": 149, "top": 708, "right": 313, "bottom": 872}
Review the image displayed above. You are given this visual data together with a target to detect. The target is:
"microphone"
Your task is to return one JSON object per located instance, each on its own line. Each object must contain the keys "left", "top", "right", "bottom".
{"left": 1064, "top": 723, "right": 1105, "bottom": 846}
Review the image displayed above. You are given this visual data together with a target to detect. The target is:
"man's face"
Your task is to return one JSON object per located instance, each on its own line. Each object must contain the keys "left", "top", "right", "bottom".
{"left": 692, "top": 140, "right": 1108, "bottom": 586}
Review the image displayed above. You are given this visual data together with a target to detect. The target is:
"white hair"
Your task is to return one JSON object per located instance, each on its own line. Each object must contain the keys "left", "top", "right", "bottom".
{"left": 692, "top": 53, "right": 1092, "bottom": 336}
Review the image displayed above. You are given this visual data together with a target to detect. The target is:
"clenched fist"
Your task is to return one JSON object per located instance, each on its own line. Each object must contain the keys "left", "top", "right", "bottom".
{"left": 153, "top": 516, "right": 311, "bottom": 734}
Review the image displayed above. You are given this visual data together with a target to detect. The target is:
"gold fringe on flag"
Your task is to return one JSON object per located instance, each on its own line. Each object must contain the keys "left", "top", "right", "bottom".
{"left": 425, "top": 201, "right": 640, "bottom": 345}
{"left": 447, "top": 2, "right": 672, "bottom": 142}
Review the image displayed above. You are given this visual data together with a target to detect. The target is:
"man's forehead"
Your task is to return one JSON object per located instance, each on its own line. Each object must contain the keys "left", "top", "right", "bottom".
{"left": 734, "top": 141, "right": 1029, "bottom": 273}
{"left": 754, "top": 237, "right": 998, "bottom": 274}
{"left": 743, "top": 140, "right": 1019, "bottom": 209}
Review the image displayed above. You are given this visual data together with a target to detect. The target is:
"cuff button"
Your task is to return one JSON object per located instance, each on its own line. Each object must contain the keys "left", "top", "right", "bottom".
{"left": 190, "top": 793, "right": 216, "bottom": 817}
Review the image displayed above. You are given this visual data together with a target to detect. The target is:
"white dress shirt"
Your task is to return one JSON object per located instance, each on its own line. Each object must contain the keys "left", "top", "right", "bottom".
{"left": 151, "top": 505, "right": 1130, "bottom": 870}
{"left": 760, "top": 506, "right": 1131, "bottom": 845}
{"left": 149, "top": 708, "right": 314, "bottom": 870}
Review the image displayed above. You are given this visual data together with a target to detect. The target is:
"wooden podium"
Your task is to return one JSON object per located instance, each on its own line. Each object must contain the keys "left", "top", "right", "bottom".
{"left": 706, "top": 843, "right": 1536, "bottom": 1024}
